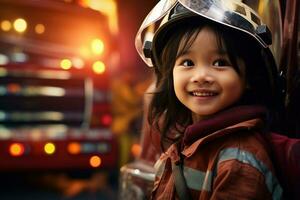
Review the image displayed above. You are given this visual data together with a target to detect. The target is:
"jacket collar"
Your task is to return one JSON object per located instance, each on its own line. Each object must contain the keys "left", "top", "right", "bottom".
{"left": 183, "top": 105, "right": 268, "bottom": 145}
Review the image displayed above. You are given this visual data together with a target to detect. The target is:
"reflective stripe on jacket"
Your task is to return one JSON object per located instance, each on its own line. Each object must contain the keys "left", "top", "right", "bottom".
{"left": 151, "top": 106, "right": 282, "bottom": 200}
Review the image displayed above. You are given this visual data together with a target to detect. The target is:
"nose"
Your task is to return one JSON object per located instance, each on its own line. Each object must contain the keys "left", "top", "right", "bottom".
{"left": 190, "top": 66, "right": 214, "bottom": 85}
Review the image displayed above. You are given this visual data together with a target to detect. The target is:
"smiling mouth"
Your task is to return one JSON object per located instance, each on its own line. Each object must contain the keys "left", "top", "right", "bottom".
{"left": 191, "top": 91, "right": 218, "bottom": 97}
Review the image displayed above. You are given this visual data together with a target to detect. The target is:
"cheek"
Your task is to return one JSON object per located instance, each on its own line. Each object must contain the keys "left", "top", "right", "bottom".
{"left": 173, "top": 70, "right": 185, "bottom": 99}
{"left": 220, "top": 70, "right": 245, "bottom": 97}
{"left": 227, "top": 76, "right": 245, "bottom": 99}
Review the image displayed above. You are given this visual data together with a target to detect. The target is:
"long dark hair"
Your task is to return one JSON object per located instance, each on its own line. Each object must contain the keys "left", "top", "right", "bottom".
{"left": 148, "top": 19, "right": 280, "bottom": 151}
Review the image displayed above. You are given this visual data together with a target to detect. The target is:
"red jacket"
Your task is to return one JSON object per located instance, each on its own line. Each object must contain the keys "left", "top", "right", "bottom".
{"left": 151, "top": 106, "right": 282, "bottom": 199}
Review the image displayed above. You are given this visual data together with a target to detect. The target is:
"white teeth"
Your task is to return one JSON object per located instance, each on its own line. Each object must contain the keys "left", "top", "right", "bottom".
{"left": 192, "top": 92, "right": 216, "bottom": 97}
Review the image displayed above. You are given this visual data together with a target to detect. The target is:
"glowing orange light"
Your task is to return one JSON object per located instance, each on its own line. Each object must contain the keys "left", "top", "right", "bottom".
{"left": 60, "top": 59, "right": 72, "bottom": 70}
{"left": 9, "top": 143, "right": 25, "bottom": 156}
{"left": 35, "top": 24, "right": 45, "bottom": 34}
{"left": 13, "top": 18, "right": 27, "bottom": 33}
{"left": 68, "top": 142, "right": 81, "bottom": 154}
{"left": 89, "top": 155, "right": 102, "bottom": 168}
{"left": 1, "top": 20, "right": 12, "bottom": 31}
{"left": 92, "top": 61, "right": 105, "bottom": 74}
{"left": 131, "top": 144, "right": 141, "bottom": 158}
{"left": 7, "top": 83, "right": 21, "bottom": 93}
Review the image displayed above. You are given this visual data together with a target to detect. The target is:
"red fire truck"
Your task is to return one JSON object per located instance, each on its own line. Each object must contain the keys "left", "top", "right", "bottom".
{"left": 0, "top": 0, "right": 117, "bottom": 171}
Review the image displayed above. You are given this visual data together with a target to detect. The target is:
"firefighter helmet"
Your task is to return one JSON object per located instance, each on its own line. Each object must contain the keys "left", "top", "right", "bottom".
{"left": 135, "top": 0, "right": 282, "bottom": 69}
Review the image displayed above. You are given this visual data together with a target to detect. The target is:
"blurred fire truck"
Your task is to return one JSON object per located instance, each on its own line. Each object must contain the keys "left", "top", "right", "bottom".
{"left": 0, "top": 0, "right": 118, "bottom": 171}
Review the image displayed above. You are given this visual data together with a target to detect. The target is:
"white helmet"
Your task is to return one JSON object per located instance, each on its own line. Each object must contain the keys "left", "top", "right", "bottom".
{"left": 135, "top": 0, "right": 282, "bottom": 69}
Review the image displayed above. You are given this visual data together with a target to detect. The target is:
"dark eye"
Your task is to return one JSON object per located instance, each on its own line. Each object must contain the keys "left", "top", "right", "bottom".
{"left": 181, "top": 59, "right": 194, "bottom": 67}
{"left": 213, "top": 59, "right": 231, "bottom": 67}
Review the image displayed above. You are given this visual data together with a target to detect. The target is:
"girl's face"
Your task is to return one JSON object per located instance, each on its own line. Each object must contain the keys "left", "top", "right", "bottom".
{"left": 173, "top": 26, "right": 245, "bottom": 122}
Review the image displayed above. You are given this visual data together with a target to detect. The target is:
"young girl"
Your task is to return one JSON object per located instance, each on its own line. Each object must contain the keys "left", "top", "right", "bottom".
{"left": 135, "top": 0, "right": 284, "bottom": 199}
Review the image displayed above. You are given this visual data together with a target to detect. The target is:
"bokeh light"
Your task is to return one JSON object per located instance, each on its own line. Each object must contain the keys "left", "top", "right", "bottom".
{"left": 68, "top": 142, "right": 81, "bottom": 154}
{"left": 13, "top": 18, "right": 27, "bottom": 33}
{"left": 9, "top": 143, "right": 25, "bottom": 156}
{"left": 131, "top": 144, "right": 141, "bottom": 158}
{"left": 44, "top": 142, "right": 56, "bottom": 155}
{"left": 92, "top": 61, "right": 105, "bottom": 74}
{"left": 1, "top": 20, "right": 12, "bottom": 31}
{"left": 91, "top": 39, "right": 104, "bottom": 55}
{"left": 89, "top": 155, "right": 102, "bottom": 168}
{"left": 35, "top": 24, "right": 45, "bottom": 34}
{"left": 60, "top": 59, "right": 72, "bottom": 70}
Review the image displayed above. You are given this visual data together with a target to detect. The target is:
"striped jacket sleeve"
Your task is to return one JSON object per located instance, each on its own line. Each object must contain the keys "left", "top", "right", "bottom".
{"left": 211, "top": 147, "right": 282, "bottom": 200}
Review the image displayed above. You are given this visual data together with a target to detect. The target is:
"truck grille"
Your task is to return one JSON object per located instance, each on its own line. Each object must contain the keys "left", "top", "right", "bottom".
{"left": 0, "top": 67, "right": 92, "bottom": 127}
